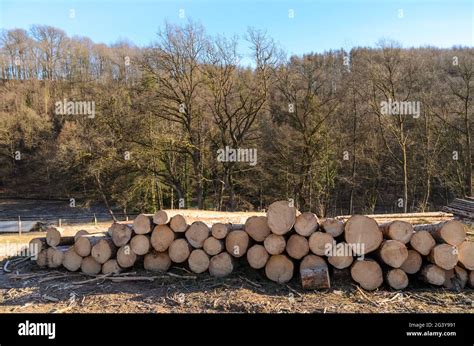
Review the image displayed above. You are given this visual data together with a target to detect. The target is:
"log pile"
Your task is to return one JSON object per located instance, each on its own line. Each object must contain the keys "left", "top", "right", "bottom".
{"left": 29, "top": 201, "right": 474, "bottom": 291}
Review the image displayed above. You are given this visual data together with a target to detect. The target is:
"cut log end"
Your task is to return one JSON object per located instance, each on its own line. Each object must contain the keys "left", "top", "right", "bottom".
{"left": 144, "top": 251, "right": 171, "bottom": 272}
{"left": 377, "top": 240, "right": 408, "bottom": 268}
{"left": 294, "top": 212, "right": 319, "bottom": 237}
{"left": 225, "top": 230, "right": 249, "bottom": 258}
{"left": 410, "top": 230, "right": 436, "bottom": 256}
{"left": 188, "top": 249, "right": 210, "bottom": 274}
{"left": 380, "top": 221, "right": 413, "bottom": 244}
{"left": 266, "top": 200, "right": 296, "bottom": 235}
{"left": 151, "top": 225, "right": 175, "bottom": 252}
{"left": 62, "top": 247, "right": 82, "bottom": 272}
{"left": 133, "top": 214, "right": 152, "bottom": 234}
{"left": 420, "top": 264, "right": 446, "bottom": 286}
{"left": 265, "top": 254, "right": 294, "bottom": 283}
{"left": 263, "top": 234, "right": 286, "bottom": 255}
{"left": 321, "top": 218, "right": 344, "bottom": 237}
{"left": 153, "top": 210, "right": 170, "bottom": 225}
{"left": 286, "top": 234, "right": 309, "bottom": 260}
{"left": 186, "top": 221, "right": 210, "bottom": 248}
{"left": 344, "top": 215, "right": 382, "bottom": 255}
{"left": 116, "top": 245, "right": 137, "bottom": 268}
{"left": 209, "top": 252, "right": 233, "bottom": 277}
{"left": 350, "top": 259, "right": 383, "bottom": 291}
{"left": 246, "top": 244, "right": 269, "bottom": 269}
{"left": 386, "top": 269, "right": 409, "bottom": 290}
{"left": 170, "top": 214, "right": 188, "bottom": 233}
{"left": 244, "top": 216, "right": 271, "bottom": 241}
{"left": 400, "top": 249, "right": 422, "bottom": 274}
{"left": 168, "top": 239, "right": 191, "bottom": 263}
{"left": 81, "top": 256, "right": 102, "bottom": 275}
{"left": 428, "top": 244, "right": 458, "bottom": 270}
{"left": 102, "top": 259, "right": 122, "bottom": 275}
{"left": 308, "top": 232, "right": 334, "bottom": 256}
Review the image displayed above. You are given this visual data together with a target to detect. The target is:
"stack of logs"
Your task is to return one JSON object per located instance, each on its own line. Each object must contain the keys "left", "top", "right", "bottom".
{"left": 30, "top": 200, "right": 474, "bottom": 291}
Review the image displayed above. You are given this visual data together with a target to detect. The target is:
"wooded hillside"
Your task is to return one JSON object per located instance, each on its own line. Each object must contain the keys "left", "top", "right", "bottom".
{"left": 0, "top": 22, "right": 472, "bottom": 215}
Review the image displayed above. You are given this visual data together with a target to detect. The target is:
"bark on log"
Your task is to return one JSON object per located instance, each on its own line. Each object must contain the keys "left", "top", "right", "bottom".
{"left": 350, "top": 259, "right": 383, "bottom": 291}
{"left": 266, "top": 200, "right": 297, "bottom": 235}
{"left": 109, "top": 223, "right": 133, "bottom": 247}
{"left": 263, "top": 234, "right": 286, "bottom": 255}
{"left": 410, "top": 230, "right": 436, "bottom": 256}
{"left": 62, "top": 247, "right": 82, "bottom": 272}
{"left": 209, "top": 252, "right": 233, "bottom": 277}
{"left": 379, "top": 221, "right": 413, "bottom": 244}
{"left": 203, "top": 237, "right": 224, "bottom": 256}
{"left": 144, "top": 251, "right": 171, "bottom": 272}
{"left": 286, "top": 234, "right": 309, "bottom": 260}
{"left": 81, "top": 256, "right": 102, "bottom": 275}
{"left": 457, "top": 241, "right": 474, "bottom": 270}
{"left": 150, "top": 225, "right": 175, "bottom": 252}
{"left": 169, "top": 214, "right": 188, "bottom": 233}
{"left": 186, "top": 221, "right": 210, "bottom": 248}
{"left": 344, "top": 215, "right": 382, "bottom": 255}
{"left": 308, "top": 232, "right": 334, "bottom": 256}
{"left": 102, "top": 259, "right": 122, "bottom": 275}
{"left": 400, "top": 249, "right": 422, "bottom": 274}
{"left": 245, "top": 216, "right": 271, "bottom": 241}
{"left": 265, "top": 254, "right": 294, "bottom": 283}
{"left": 294, "top": 212, "right": 319, "bottom": 237}
{"left": 385, "top": 268, "right": 409, "bottom": 290}
{"left": 116, "top": 245, "right": 137, "bottom": 268}
{"left": 153, "top": 210, "right": 170, "bottom": 225}
{"left": 168, "top": 238, "right": 191, "bottom": 263}
{"left": 246, "top": 244, "right": 269, "bottom": 269}
{"left": 188, "top": 249, "right": 210, "bottom": 274}
{"left": 300, "top": 254, "right": 330, "bottom": 289}
{"left": 428, "top": 244, "right": 458, "bottom": 270}
{"left": 133, "top": 214, "right": 153, "bottom": 234}
{"left": 321, "top": 218, "right": 344, "bottom": 237}
{"left": 420, "top": 264, "right": 446, "bottom": 286}
{"left": 130, "top": 234, "right": 151, "bottom": 255}
{"left": 91, "top": 238, "right": 117, "bottom": 264}
{"left": 376, "top": 240, "right": 408, "bottom": 268}
{"left": 413, "top": 220, "right": 466, "bottom": 246}
{"left": 225, "top": 230, "right": 249, "bottom": 258}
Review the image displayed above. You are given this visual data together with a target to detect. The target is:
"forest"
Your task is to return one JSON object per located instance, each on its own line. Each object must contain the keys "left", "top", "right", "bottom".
{"left": 0, "top": 21, "right": 472, "bottom": 216}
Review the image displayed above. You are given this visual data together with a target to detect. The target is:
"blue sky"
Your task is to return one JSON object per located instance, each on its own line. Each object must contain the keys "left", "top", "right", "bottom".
{"left": 1, "top": 0, "right": 473, "bottom": 58}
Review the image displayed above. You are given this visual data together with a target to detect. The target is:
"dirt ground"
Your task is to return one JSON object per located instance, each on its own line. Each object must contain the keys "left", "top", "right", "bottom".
{"left": 0, "top": 218, "right": 473, "bottom": 314}
{"left": 1, "top": 258, "right": 473, "bottom": 313}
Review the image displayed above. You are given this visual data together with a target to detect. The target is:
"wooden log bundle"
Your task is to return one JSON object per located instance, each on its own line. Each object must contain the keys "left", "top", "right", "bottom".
{"left": 29, "top": 204, "right": 473, "bottom": 292}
